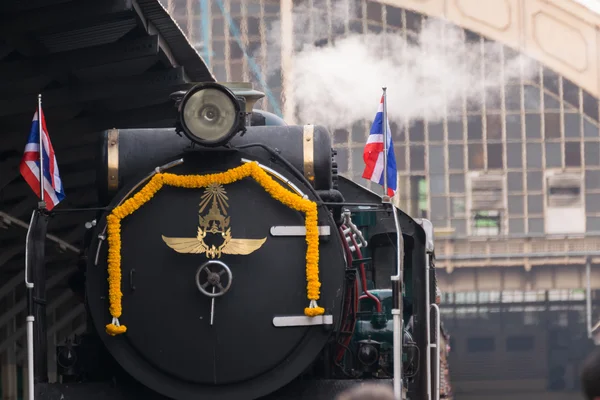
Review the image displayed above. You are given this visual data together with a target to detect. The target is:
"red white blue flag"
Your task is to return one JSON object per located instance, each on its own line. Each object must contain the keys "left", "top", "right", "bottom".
{"left": 362, "top": 95, "right": 397, "bottom": 197}
{"left": 19, "top": 108, "right": 65, "bottom": 211}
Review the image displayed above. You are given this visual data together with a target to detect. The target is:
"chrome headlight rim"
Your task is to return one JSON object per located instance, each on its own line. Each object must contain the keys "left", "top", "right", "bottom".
{"left": 178, "top": 82, "right": 245, "bottom": 147}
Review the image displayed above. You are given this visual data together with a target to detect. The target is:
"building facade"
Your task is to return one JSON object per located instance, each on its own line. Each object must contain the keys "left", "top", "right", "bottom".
{"left": 161, "top": 0, "right": 600, "bottom": 397}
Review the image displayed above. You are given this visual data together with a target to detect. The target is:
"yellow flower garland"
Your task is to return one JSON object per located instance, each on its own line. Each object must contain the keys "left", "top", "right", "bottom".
{"left": 104, "top": 161, "right": 324, "bottom": 336}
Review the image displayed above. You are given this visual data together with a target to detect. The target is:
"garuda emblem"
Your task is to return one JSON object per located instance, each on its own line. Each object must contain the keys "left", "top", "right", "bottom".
{"left": 161, "top": 183, "right": 267, "bottom": 258}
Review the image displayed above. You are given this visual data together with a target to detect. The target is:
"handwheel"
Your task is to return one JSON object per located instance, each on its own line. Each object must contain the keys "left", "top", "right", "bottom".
{"left": 195, "top": 260, "right": 233, "bottom": 297}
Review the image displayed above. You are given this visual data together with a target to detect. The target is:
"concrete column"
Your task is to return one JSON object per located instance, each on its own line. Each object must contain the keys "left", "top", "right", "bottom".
{"left": 280, "top": 0, "right": 296, "bottom": 124}
{"left": 1, "top": 287, "right": 18, "bottom": 400}
{"left": 21, "top": 366, "right": 28, "bottom": 400}
{"left": 1, "top": 352, "right": 18, "bottom": 400}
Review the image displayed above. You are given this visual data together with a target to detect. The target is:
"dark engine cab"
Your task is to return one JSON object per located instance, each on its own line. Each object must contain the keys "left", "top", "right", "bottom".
{"left": 44, "top": 82, "right": 441, "bottom": 400}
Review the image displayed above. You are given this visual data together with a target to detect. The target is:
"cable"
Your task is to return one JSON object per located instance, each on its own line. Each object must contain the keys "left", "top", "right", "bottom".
{"left": 234, "top": 143, "right": 322, "bottom": 200}
{"left": 199, "top": 0, "right": 212, "bottom": 68}
{"left": 214, "top": 0, "right": 282, "bottom": 116}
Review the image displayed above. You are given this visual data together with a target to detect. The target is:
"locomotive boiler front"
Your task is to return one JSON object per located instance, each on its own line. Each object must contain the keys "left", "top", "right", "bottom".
{"left": 86, "top": 82, "right": 346, "bottom": 400}
{"left": 98, "top": 82, "right": 335, "bottom": 205}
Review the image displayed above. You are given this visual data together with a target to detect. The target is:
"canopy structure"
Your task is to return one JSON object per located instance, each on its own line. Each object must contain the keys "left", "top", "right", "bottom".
{"left": 0, "top": 0, "right": 214, "bottom": 282}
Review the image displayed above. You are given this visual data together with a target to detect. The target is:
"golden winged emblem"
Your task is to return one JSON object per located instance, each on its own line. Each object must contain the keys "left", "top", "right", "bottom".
{"left": 161, "top": 183, "right": 267, "bottom": 258}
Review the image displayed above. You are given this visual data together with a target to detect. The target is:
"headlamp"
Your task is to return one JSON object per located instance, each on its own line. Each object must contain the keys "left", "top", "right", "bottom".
{"left": 178, "top": 82, "right": 246, "bottom": 147}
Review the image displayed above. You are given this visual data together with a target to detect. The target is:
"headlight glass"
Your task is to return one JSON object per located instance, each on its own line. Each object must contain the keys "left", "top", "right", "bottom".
{"left": 182, "top": 87, "right": 238, "bottom": 143}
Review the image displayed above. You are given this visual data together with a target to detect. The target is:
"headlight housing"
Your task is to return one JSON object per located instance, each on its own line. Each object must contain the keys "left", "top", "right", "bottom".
{"left": 177, "top": 83, "right": 246, "bottom": 147}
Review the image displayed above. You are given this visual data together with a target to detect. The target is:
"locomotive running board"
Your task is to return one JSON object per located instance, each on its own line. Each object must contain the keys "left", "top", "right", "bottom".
{"left": 273, "top": 315, "right": 333, "bottom": 327}
{"left": 270, "top": 226, "right": 331, "bottom": 236}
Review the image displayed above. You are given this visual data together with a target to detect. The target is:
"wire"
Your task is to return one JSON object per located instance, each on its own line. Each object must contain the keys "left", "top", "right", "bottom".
{"left": 48, "top": 207, "right": 110, "bottom": 214}
{"left": 233, "top": 143, "right": 322, "bottom": 200}
{"left": 199, "top": 0, "right": 212, "bottom": 68}
{"left": 214, "top": 0, "right": 282, "bottom": 117}
{"left": 333, "top": 341, "right": 358, "bottom": 378}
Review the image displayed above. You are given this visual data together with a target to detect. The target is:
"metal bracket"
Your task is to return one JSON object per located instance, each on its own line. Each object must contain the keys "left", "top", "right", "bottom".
{"left": 273, "top": 315, "right": 333, "bottom": 327}
{"left": 415, "top": 218, "right": 434, "bottom": 253}
{"left": 342, "top": 210, "right": 368, "bottom": 249}
{"left": 270, "top": 226, "right": 331, "bottom": 236}
{"left": 107, "top": 128, "right": 119, "bottom": 192}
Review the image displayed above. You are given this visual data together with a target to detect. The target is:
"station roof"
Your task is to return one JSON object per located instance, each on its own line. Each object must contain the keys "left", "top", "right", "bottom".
{"left": 0, "top": 0, "right": 214, "bottom": 283}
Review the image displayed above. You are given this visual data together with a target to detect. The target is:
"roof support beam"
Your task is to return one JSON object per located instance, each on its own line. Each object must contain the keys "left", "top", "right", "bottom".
{"left": 1, "top": 0, "right": 86, "bottom": 15}
{"left": 0, "top": 35, "right": 43, "bottom": 57}
{"left": 0, "top": 116, "right": 100, "bottom": 148}
{"left": 0, "top": 212, "right": 81, "bottom": 267}
{"left": 0, "top": 35, "right": 160, "bottom": 81}
{"left": 0, "top": 66, "right": 189, "bottom": 117}
{"left": 0, "top": 222, "right": 79, "bottom": 256}
{"left": 0, "top": 191, "right": 94, "bottom": 267}
{"left": 0, "top": 156, "right": 22, "bottom": 193}
{"left": 134, "top": 0, "right": 214, "bottom": 82}
{"left": 0, "top": 0, "right": 133, "bottom": 35}
{"left": 0, "top": 100, "right": 184, "bottom": 141}
{"left": 0, "top": 40, "right": 13, "bottom": 60}
{"left": 2, "top": 170, "right": 95, "bottom": 204}
{"left": 0, "top": 143, "right": 97, "bottom": 196}
{"left": 53, "top": 101, "right": 181, "bottom": 133}
{"left": 131, "top": 0, "right": 178, "bottom": 68}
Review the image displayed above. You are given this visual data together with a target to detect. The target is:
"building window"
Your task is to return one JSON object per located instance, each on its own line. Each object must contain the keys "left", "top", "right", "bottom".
{"left": 472, "top": 210, "right": 501, "bottom": 236}
{"left": 409, "top": 176, "right": 429, "bottom": 218}
{"left": 506, "top": 335, "right": 534, "bottom": 351}
{"left": 418, "top": 178, "right": 428, "bottom": 218}
{"left": 467, "top": 337, "right": 495, "bottom": 353}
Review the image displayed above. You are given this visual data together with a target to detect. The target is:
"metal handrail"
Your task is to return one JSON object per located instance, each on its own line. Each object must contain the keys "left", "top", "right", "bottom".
{"left": 0, "top": 276, "right": 78, "bottom": 354}
{"left": 434, "top": 230, "right": 600, "bottom": 241}
{"left": 0, "top": 271, "right": 26, "bottom": 299}
{"left": 17, "top": 322, "right": 87, "bottom": 365}
{"left": 438, "top": 250, "right": 600, "bottom": 261}
{"left": 390, "top": 203, "right": 404, "bottom": 399}
{"left": 0, "top": 211, "right": 80, "bottom": 254}
{"left": 15, "top": 304, "right": 86, "bottom": 362}
{"left": 430, "top": 304, "right": 441, "bottom": 400}
{"left": 587, "top": 256, "right": 593, "bottom": 339}
{"left": 0, "top": 268, "right": 74, "bottom": 329}
{"left": 424, "top": 253, "right": 432, "bottom": 400}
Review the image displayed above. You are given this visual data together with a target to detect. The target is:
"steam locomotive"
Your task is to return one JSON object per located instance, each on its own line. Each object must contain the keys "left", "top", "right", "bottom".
{"left": 36, "top": 81, "right": 443, "bottom": 400}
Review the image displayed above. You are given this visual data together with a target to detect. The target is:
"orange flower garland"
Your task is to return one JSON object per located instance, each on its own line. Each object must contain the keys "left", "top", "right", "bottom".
{"left": 104, "top": 161, "right": 324, "bottom": 336}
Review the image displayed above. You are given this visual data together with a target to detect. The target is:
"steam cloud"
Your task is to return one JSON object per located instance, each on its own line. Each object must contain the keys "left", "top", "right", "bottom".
{"left": 261, "top": 0, "right": 538, "bottom": 128}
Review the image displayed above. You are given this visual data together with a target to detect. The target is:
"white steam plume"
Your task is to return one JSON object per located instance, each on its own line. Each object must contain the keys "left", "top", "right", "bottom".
{"left": 262, "top": 0, "right": 357, "bottom": 78}
{"left": 262, "top": 2, "right": 538, "bottom": 128}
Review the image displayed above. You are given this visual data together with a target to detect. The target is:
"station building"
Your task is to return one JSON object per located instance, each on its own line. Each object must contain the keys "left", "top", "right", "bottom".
{"left": 1, "top": 1, "right": 600, "bottom": 398}
{"left": 162, "top": 0, "right": 600, "bottom": 397}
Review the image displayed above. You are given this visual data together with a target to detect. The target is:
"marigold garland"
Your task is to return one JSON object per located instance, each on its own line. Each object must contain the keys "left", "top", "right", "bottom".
{"left": 104, "top": 161, "right": 324, "bottom": 336}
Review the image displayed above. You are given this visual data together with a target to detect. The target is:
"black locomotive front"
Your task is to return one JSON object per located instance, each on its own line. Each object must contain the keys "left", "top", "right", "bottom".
{"left": 38, "top": 81, "right": 440, "bottom": 400}
{"left": 86, "top": 82, "right": 348, "bottom": 400}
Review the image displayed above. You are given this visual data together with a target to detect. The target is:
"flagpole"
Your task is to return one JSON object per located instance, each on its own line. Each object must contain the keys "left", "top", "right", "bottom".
{"left": 25, "top": 210, "right": 35, "bottom": 400}
{"left": 38, "top": 94, "right": 45, "bottom": 208}
{"left": 27, "top": 93, "right": 44, "bottom": 400}
{"left": 382, "top": 87, "right": 389, "bottom": 199}
{"left": 380, "top": 87, "right": 404, "bottom": 399}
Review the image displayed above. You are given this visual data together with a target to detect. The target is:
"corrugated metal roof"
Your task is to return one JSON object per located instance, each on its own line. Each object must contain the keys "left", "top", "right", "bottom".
{"left": 0, "top": 0, "right": 215, "bottom": 282}
{"left": 136, "top": 0, "right": 215, "bottom": 82}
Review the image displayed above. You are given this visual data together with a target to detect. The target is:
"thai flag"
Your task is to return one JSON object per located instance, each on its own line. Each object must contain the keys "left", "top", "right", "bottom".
{"left": 19, "top": 107, "right": 65, "bottom": 211}
{"left": 362, "top": 95, "right": 397, "bottom": 197}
